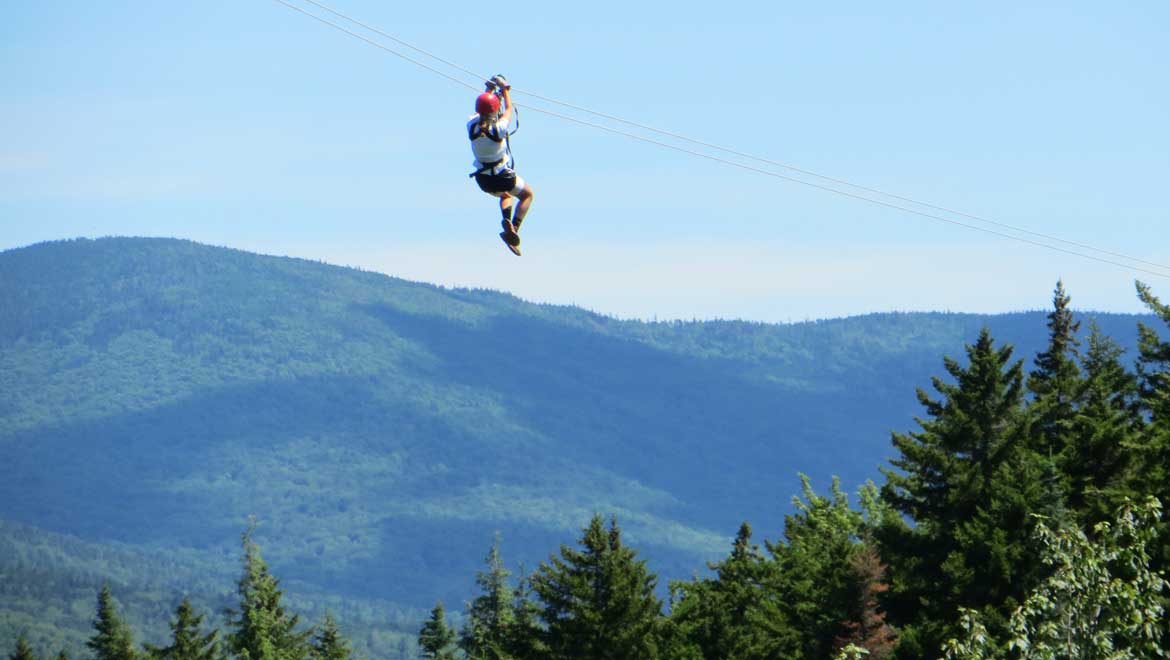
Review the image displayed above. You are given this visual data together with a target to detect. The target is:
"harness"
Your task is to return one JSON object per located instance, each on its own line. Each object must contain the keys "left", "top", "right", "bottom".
{"left": 468, "top": 101, "right": 520, "bottom": 178}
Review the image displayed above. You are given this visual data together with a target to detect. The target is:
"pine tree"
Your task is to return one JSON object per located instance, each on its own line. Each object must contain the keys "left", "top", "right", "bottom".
{"left": 832, "top": 546, "right": 897, "bottom": 660}
{"left": 532, "top": 514, "right": 662, "bottom": 660}
{"left": 10, "top": 636, "right": 39, "bottom": 660}
{"left": 310, "top": 614, "right": 353, "bottom": 660}
{"left": 87, "top": 584, "right": 138, "bottom": 660}
{"left": 1134, "top": 281, "right": 1170, "bottom": 570}
{"left": 668, "top": 522, "right": 773, "bottom": 660}
{"left": 460, "top": 534, "right": 514, "bottom": 660}
{"left": 505, "top": 569, "right": 547, "bottom": 660}
{"left": 1027, "top": 280, "right": 1082, "bottom": 458}
{"left": 417, "top": 602, "right": 457, "bottom": 660}
{"left": 1064, "top": 322, "right": 1140, "bottom": 527}
{"left": 761, "top": 476, "right": 867, "bottom": 660}
{"left": 144, "top": 598, "right": 220, "bottom": 660}
{"left": 226, "top": 527, "right": 311, "bottom": 660}
{"left": 878, "top": 328, "right": 1039, "bottom": 657}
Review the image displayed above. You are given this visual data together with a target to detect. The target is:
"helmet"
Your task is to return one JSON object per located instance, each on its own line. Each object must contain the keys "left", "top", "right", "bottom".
{"left": 475, "top": 92, "right": 501, "bottom": 117}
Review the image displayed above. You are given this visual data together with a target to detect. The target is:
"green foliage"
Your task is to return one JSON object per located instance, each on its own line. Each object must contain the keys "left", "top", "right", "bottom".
{"left": 309, "top": 615, "right": 354, "bottom": 660}
{"left": 942, "top": 498, "right": 1169, "bottom": 659}
{"left": 460, "top": 536, "right": 514, "bottom": 660}
{"left": 532, "top": 515, "right": 662, "bottom": 660}
{"left": 226, "top": 528, "right": 311, "bottom": 660}
{"left": 416, "top": 603, "right": 457, "bottom": 660}
{"left": 9, "top": 636, "right": 39, "bottom": 660}
{"left": 87, "top": 585, "right": 137, "bottom": 660}
{"left": 143, "top": 599, "right": 219, "bottom": 660}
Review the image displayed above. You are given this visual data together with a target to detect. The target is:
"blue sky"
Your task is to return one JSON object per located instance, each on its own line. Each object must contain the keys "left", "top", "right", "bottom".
{"left": 2, "top": 1, "right": 1168, "bottom": 321}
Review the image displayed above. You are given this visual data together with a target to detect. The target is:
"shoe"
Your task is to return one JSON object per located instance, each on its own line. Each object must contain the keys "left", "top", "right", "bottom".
{"left": 512, "top": 218, "right": 523, "bottom": 234}
{"left": 500, "top": 219, "right": 520, "bottom": 246}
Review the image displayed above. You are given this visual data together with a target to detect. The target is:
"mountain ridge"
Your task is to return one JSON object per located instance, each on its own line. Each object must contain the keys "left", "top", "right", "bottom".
{"left": 0, "top": 236, "right": 1157, "bottom": 658}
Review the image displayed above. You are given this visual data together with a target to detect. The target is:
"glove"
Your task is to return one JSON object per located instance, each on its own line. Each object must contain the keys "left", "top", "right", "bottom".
{"left": 490, "top": 74, "right": 510, "bottom": 91}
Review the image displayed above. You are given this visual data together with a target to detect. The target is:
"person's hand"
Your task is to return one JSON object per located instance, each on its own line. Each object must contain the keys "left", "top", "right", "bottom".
{"left": 490, "top": 74, "right": 510, "bottom": 91}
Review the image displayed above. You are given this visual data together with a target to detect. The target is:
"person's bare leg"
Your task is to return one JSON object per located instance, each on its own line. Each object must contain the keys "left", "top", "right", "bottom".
{"left": 498, "top": 194, "right": 515, "bottom": 223}
{"left": 512, "top": 186, "right": 534, "bottom": 231}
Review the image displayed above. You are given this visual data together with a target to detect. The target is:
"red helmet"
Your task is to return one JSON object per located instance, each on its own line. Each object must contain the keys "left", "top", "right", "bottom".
{"left": 475, "top": 92, "right": 501, "bottom": 116}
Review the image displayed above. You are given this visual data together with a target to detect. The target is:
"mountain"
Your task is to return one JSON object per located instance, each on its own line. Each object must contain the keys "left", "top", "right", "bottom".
{"left": 0, "top": 237, "right": 1153, "bottom": 658}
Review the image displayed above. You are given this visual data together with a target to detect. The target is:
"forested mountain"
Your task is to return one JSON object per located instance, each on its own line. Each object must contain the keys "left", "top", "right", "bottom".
{"left": 0, "top": 237, "right": 1157, "bottom": 658}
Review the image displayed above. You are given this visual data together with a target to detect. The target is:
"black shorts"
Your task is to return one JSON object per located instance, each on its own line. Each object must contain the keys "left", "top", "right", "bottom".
{"left": 475, "top": 171, "right": 518, "bottom": 194}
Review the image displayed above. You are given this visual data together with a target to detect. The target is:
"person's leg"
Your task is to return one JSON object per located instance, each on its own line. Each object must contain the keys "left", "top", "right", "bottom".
{"left": 497, "top": 193, "right": 514, "bottom": 222}
{"left": 512, "top": 184, "right": 534, "bottom": 231}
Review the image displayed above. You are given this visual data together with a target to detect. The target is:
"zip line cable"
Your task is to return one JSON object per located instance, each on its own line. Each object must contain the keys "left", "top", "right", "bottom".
{"left": 283, "top": 0, "right": 1170, "bottom": 276}
{"left": 271, "top": 0, "right": 1169, "bottom": 279}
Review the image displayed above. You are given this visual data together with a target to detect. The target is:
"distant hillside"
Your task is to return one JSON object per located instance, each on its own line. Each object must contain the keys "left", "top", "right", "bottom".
{"left": 0, "top": 237, "right": 1155, "bottom": 658}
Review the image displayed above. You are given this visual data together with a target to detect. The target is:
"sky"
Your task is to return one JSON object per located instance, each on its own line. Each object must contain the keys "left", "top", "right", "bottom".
{"left": 2, "top": 1, "right": 1168, "bottom": 322}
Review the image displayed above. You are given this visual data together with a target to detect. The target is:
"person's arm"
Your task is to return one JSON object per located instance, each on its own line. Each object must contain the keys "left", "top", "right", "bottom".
{"left": 499, "top": 87, "right": 514, "bottom": 126}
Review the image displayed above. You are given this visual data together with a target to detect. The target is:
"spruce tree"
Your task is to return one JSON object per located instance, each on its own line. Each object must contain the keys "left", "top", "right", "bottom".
{"left": 760, "top": 476, "right": 867, "bottom": 660}
{"left": 532, "top": 514, "right": 662, "bottom": 660}
{"left": 1134, "top": 281, "right": 1170, "bottom": 570}
{"left": 1027, "top": 280, "right": 1082, "bottom": 459}
{"left": 417, "top": 602, "right": 457, "bottom": 660}
{"left": 10, "top": 636, "right": 38, "bottom": 660}
{"left": 144, "top": 598, "right": 220, "bottom": 660}
{"left": 668, "top": 522, "right": 773, "bottom": 660}
{"left": 309, "top": 614, "right": 353, "bottom": 660}
{"left": 226, "top": 527, "right": 311, "bottom": 660}
{"left": 460, "top": 535, "right": 514, "bottom": 660}
{"left": 87, "top": 584, "right": 138, "bottom": 660}
{"left": 878, "top": 328, "right": 1040, "bottom": 657}
{"left": 1065, "top": 323, "right": 1140, "bottom": 527}
{"left": 505, "top": 569, "right": 548, "bottom": 660}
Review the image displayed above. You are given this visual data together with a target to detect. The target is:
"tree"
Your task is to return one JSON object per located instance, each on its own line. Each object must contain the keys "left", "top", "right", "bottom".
{"left": 667, "top": 522, "right": 773, "bottom": 660}
{"left": 9, "top": 636, "right": 39, "bottom": 660}
{"left": 309, "top": 614, "right": 353, "bottom": 660}
{"left": 1133, "top": 282, "right": 1170, "bottom": 570}
{"left": 833, "top": 546, "right": 898, "bottom": 660}
{"left": 1026, "top": 280, "right": 1082, "bottom": 459}
{"left": 532, "top": 514, "right": 662, "bottom": 660}
{"left": 87, "top": 584, "right": 137, "bottom": 660}
{"left": 504, "top": 567, "right": 547, "bottom": 660}
{"left": 879, "top": 328, "right": 1040, "bottom": 657}
{"left": 760, "top": 476, "right": 871, "bottom": 660}
{"left": 461, "top": 535, "right": 514, "bottom": 659}
{"left": 144, "top": 598, "right": 220, "bottom": 660}
{"left": 226, "top": 526, "right": 311, "bottom": 660}
{"left": 417, "top": 602, "right": 457, "bottom": 660}
{"left": 942, "top": 497, "right": 1169, "bottom": 659}
{"left": 1063, "top": 323, "right": 1140, "bottom": 527}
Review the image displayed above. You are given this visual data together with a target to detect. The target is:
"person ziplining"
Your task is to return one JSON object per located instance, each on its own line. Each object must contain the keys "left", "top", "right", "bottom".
{"left": 468, "top": 75, "right": 535, "bottom": 256}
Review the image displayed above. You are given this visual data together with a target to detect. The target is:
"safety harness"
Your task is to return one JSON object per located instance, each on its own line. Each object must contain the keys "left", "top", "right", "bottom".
{"left": 468, "top": 101, "right": 519, "bottom": 178}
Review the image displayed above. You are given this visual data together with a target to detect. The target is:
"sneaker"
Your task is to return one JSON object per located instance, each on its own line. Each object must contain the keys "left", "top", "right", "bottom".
{"left": 512, "top": 218, "right": 523, "bottom": 234}
{"left": 501, "top": 218, "right": 517, "bottom": 237}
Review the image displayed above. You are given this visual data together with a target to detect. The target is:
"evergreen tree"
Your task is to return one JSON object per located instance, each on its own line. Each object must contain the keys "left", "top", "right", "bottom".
{"left": 668, "top": 522, "right": 773, "bottom": 660}
{"left": 87, "top": 584, "right": 138, "bottom": 660}
{"left": 1134, "top": 282, "right": 1170, "bottom": 570}
{"left": 309, "top": 614, "right": 353, "bottom": 660}
{"left": 759, "top": 476, "right": 867, "bottom": 660}
{"left": 878, "top": 328, "right": 1040, "bottom": 657}
{"left": 1026, "top": 280, "right": 1082, "bottom": 459}
{"left": 504, "top": 567, "right": 547, "bottom": 660}
{"left": 1064, "top": 323, "right": 1140, "bottom": 527}
{"left": 832, "top": 546, "right": 897, "bottom": 660}
{"left": 144, "top": 598, "right": 220, "bottom": 660}
{"left": 226, "top": 527, "right": 311, "bottom": 660}
{"left": 532, "top": 515, "right": 662, "bottom": 660}
{"left": 417, "top": 602, "right": 457, "bottom": 660}
{"left": 10, "top": 636, "right": 38, "bottom": 660}
{"left": 460, "top": 535, "right": 514, "bottom": 660}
